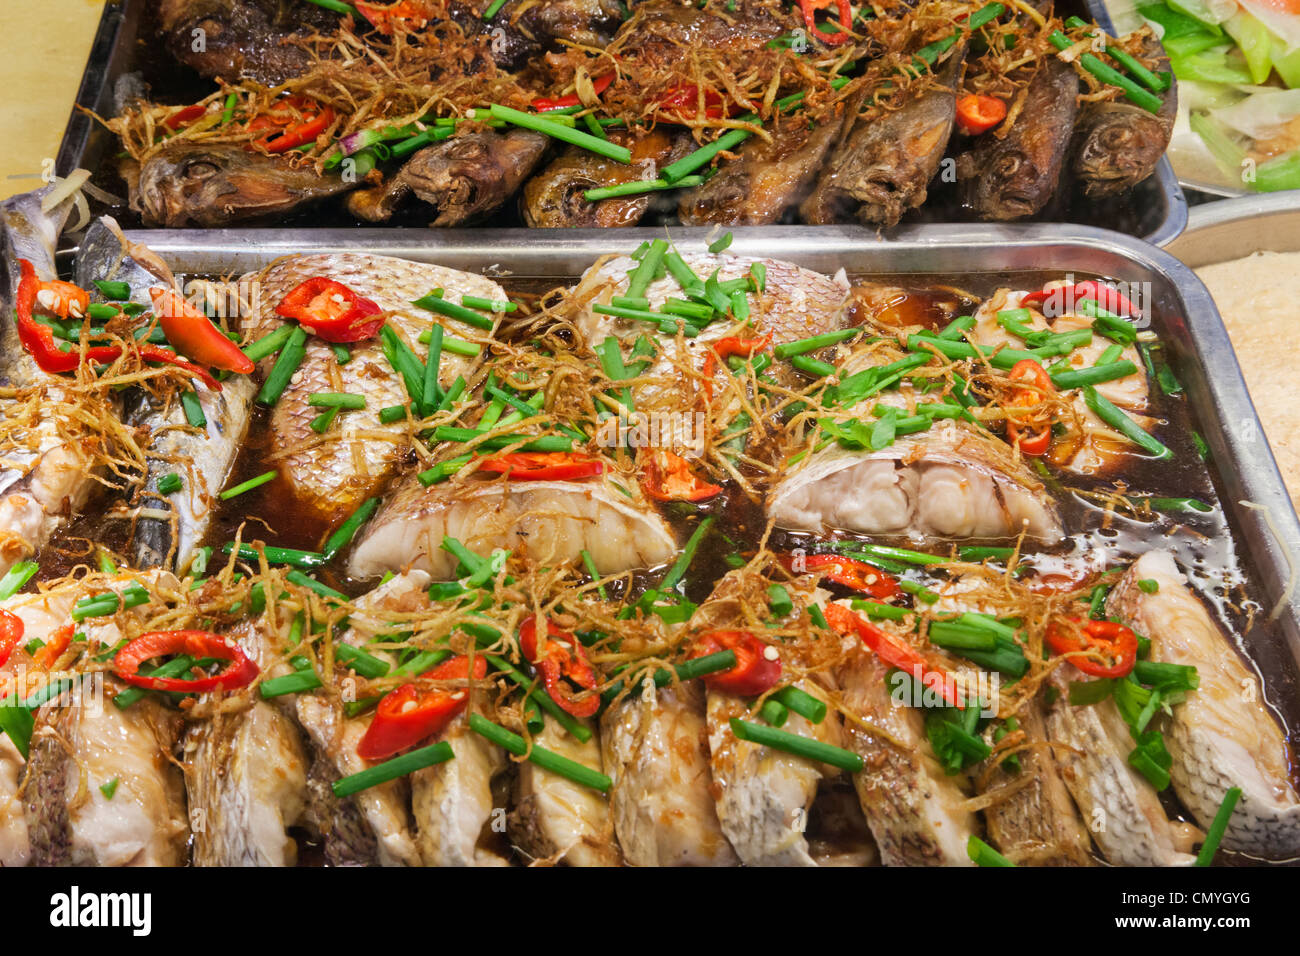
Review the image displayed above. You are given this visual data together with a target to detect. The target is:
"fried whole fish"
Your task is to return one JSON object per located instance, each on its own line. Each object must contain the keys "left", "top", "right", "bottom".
{"left": 0, "top": 187, "right": 102, "bottom": 575}
{"left": 801, "top": 50, "right": 965, "bottom": 227}
{"left": 1072, "top": 38, "right": 1177, "bottom": 197}
{"left": 522, "top": 128, "right": 688, "bottom": 228}
{"left": 608, "top": 0, "right": 792, "bottom": 59}
{"left": 241, "top": 252, "right": 502, "bottom": 526}
{"left": 1109, "top": 551, "right": 1300, "bottom": 859}
{"left": 156, "top": 0, "right": 335, "bottom": 84}
{"left": 960, "top": 57, "right": 1079, "bottom": 221}
{"left": 679, "top": 115, "right": 845, "bottom": 226}
{"left": 348, "top": 474, "right": 678, "bottom": 579}
{"left": 133, "top": 144, "right": 355, "bottom": 228}
{"left": 348, "top": 129, "right": 549, "bottom": 227}
{"left": 453, "top": 0, "right": 626, "bottom": 70}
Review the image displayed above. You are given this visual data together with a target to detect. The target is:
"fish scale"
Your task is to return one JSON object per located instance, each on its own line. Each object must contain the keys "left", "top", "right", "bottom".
{"left": 243, "top": 252, "right": 506, "bottom": 525}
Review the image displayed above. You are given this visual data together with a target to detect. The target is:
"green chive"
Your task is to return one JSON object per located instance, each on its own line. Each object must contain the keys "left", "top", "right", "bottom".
{"left": 482, "top": 0, "right": 507, "bottom": 17}
{"left": 774, "top": 328, "right": 859, "bottom": 359}
{"left": 287, "top": 570, "right": 347, "bottom": 602}
{"left": 469, "top": 713, "right": 610, "bottom": 791}
{"left": 581, "top": 549, "right": 608, "bottom": 601}
{"left": 759, "top": 698, "right": 790, "bottom": 727}
{"left": 93, "top": 280, "right": 130, "bottom": 300}
{"left": 729, "top": 718, "right": 863, "bottom": 772}
{"left": 461, "top": 295, "right": 517, "bottom": 313}
{"left": 222, "top": 542, "right": 325, "bottom": 570}
{"left": 708, "top": 231, "right": 733, "bottom": 253}
{"left": 1049, "top": 361, "right": 1138, "bottom": 391}
{"left": 241, "top": 324, "right": 294, "bottom": 363}
{"left": 1083, "top": 386, "right": 1171, "bottom": 459}
{"left": 583, "top": 175, "right": 704, "bottom": 202}
{"left": 219, "top": 470, "right": 276, "bottom": 500}
{"left": 482, "top": 654, "right": 593, "bottom": 743}
{"left": 333, "top": 741, "right": 455, "bottom": 797}
{"left": 0, "top": 562, "right": 39, "bottom": 600}
{"left": 660, "top": 516, "right": 714, "bottom": 592}
{"left": 773, "top": 685, "right": 827, "bottom": 724}
{"left": 113, "top": 655, "right": 195, "bottom": 710}
{"left": 323, "top": 497, "right": 380, "bottom": 560}
{"left": 157, "top": 473, "right": 183, "bottom": 495}
{"left": 411, "top": 293, "right": 494, "bottom": 331}
{"left": 489, "top": 104, "right": 631, "bottom": 163}
{"left": 307, "top": 392, "right": 366, "bottom": 409}
{"left": 309, "top": 407, "right": 340, "bottom": 433}
{"left": 260, "top": 669, "right": 322, "bottom": 698}
{"left": 968, "top": 835, "right": 1016, "bottom": 866}
{"left": 1195, "top": 786, "right": 1242, "bottom": 866}
{"left": 257, "top": 326, "right": 308, "bottom": 406}
{"left": 181, "top": 389, "right": 207, "bottom": 428}
{"left": 98, "top": 777, "right": 120, "bottom": 799}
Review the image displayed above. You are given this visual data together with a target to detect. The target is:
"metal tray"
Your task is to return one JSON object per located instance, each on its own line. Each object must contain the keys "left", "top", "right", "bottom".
{"left": 57, "top": 0, "right": 1189, "bottom": 245}
{"left": 1166, "top": 192, "right": 1300, "bottom": 266}
{"left": 111, "top": 222, "right": 1299, "bottom": 657}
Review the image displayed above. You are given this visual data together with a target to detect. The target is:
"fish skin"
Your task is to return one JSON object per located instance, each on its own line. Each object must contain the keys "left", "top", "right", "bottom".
{"left": 0, "top": 188, "right": 100, "bottom": 576}
{"left": 348, "top": 476, "right": 678, "bottom": 580}
{"left": 835, "top": 618, "right": 978, "bottom": 866}
{"left": 608, "top": 0, "right": 792, "bottom": 58}
{"left": 801, "top": 51, "right": 965, "bottom": 227}
{"left": 769, "top": 418, "right": 1064, "bottom": 543}
{"left": 450, "top": 0, "right": 625, "bottom": 69}
{"left": 0, "top": 735, "right": 27, "bottom": 866}
{"left": 156, "top": 0, "right": 335, "bottom": 84}
{"left": 348, "top": 130, "right": 549, "bottom": 227}
{"left": 411, "top": 714, "right": 510, "bottom": 866}
{"left": 291, "top": 571, "right": 431, "bottom": 867}
{"left": 522, "top": 129, "right": 689, "bottom": 228}
{"left": 679, "top": 116, "right": 845, "bottom": 226}
{"left": 241, "top": 252, "right": 503, "bottom": 526}
{"left": 960, "top": 58, "right": 1079, "bottom": 221}
{"left": 509, "top": 717, "right": 620, "bottom": 866}
{"left": 600, "top": 681, "right": 739, "bottom": 866}
{"left": 1072, "top": 37, "right": 1177, "bottom": 198}
{"left": 133, "top": 144, "right": 355, "bottom": 228}
{"left": 1109, "top": 550, "right": 1300, "bottom": 859}
{"left": 976, "top": 700, "right": 1097, "bottom": 866}
{"left": 184, "top": 623, "right": 310, "bottom": 867}
{"left": 1044, "top": 665, "right": 1199, "bottom": 866}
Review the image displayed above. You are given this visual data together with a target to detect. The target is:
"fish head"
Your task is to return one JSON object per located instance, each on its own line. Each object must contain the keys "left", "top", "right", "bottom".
{"left": 136, "top": 144, "right": 345, "bottom": 227}
{"left": 1076, "top": 109, "right": 1167, "bottom": 194}
{"left": 74, "top": 217, "right": 176, "bottom": 306}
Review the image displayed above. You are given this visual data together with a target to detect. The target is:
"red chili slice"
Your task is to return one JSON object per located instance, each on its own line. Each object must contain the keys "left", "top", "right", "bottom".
{"left": 1021, "top": 280, "right": 1138, "bottom": 319}
{"left": 113, "top": 630, "right": 259, "bottom": 693}
{"left": 642, "top": 450, "right": 722, "bottom": 502}
{"left": 955, "top": 94, "right": 1007, "bottom": 135}
{"left": 530, "top": 72, "right": 616, "bottom": 112}
{"left": 149, "top": 288, "right": 255, "bottom": 374}
{"left": 824, "top": 602, "right": 964, "bottom": 708}
{"left": 700, "top": 333, "right": 772, "bottom": 400}
{"left": 799, "top": 0, "right": 854, "bottom": 46}
{"left": 1046, "top": 616, "right": 1138, "bottom": 679}
{"left": 274, "top": 277, "right": 386, "bottom": 343}
{"left": 690, "top": 629, "right": 782, "bottom": 697}
{"left": 355, "top": 0, "right": 436, "bottom": 34}
{"left": 780, "top": 553, "right": 900, "bottom": 601}
{"left": 1005, "top": 358, "right": 1054, "bottom": 456}
{"left": 0, "top": 611, "right": 23, "bottom": 669}
{"left": 520, "top": 616, "right": 600, "bottom": 717}
{"left": 357, "top": 654, "right": 487, "bottom": 760}
{"left": 478, "top": 452, "right": 605, "bottom": 482}
{"left": 162, "top": 104, "right": 207, "bottom": 131}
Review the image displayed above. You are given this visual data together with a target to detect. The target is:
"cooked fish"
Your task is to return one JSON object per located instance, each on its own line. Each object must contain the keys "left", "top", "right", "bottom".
{"left": 292, "top": 571, "right": 431, "bottom": 867}
{"left": 522, "top": 129, "right": 688, "bottom": 228}
{"left": 769, "top": 417, "right": 1064, "bottom": 543}
{"left": 806, "top": 781, "right": 880, "bottom": 866}
{"left": 132, "top": 143, "right": 355, "bottom": 228}
{"left": 74, "top": 219, "right": 257, "bottom": 572}
{"left": 156, "top": 0, "right": 335, "bottom": 84}
{"left": 1109, "top": 551, "right": 1300, "bottom": 859}
{"left": 601, "top": 681, "right": 739, "bottom": 866}
{"left": 1044, "top": 664, "right": 1199, "bottom": 866}
{"left": 977, "top": 700, "right": 1096, "bottom": 865}
{"left": 348, "top": 475, "right": 678, "bottom": 580}
{"left": 348, "top": 129, "right": 549, "bottom": 227}
{"left": 412, "top": 713, "right": 510, "bottom": 866}
{"left": 608, "top": 0, "right": 792, "bottom": 59}
{"left": 835, "top": 612, "right": 978, "bottom": 865}
{"left": 960, "top": 58, "right": 1079, "bottom": 221}
{"left": 0, "top": 187, "right": 101, "bottom": 575}
{"left": 183, "top": 622, "right": 310, "bottom": 867}
{"left": 1072, "top": 37, "right": 1177, "bottom": 197}
{"left": 0, "top": 735, "right": 27, "bottom": 867}
{"left": 679, "top": 115, "right": 845, "bottom": 226}
{"left": 802, "top": 50, "right": 965, "bottom": 227}
{"left": 455, "top": 0, "right": 626, "bottom": 69}
{"left": 242, "top": 252, "right": 503, "bottom": 526}
{"left": 510, "top": 717, "right": 619, "bottom": 866}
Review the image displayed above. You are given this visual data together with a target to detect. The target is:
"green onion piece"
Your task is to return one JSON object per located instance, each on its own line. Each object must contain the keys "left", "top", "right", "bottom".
{"left": 256, "top": 326, "right": 308, "bottom": 406}
{"left": 968, "top": 835, "right": 1016, "bottom": 867}
{"left": 461, "top": 295, "right": 517, "bottom": 313}
{"left": 219, "top": 469, "right": 277, "bottom": 501}
{"left": 411, "top": 293, "right": 494, "bottom": 330}
{"left": 1047, "top": 31, "right": 1163, "bottom": 112}
{"left": 729, "top": 718, "right": 864, "bottom": 772}
{"left": 958, "top": 546, "right": 1014, "bottom": 562}
{"left": 222, "top": 542, "right": 326, "bottom": 570}
{"left": 242, "top": 324, "right": 294, "bottom": 363}
{"left": 157, "top": 473, "right": 183, "bottom": 495}
{"left": 287, "top": 570, "right": 347, "bottom": 602}
{"left": 583, "top": 175, "right": 704, "bottom": 202}
{"left": 850, "top": 599, "right": 911, "bottom": 621}
{"left": 660, "top": 122, "right": 757, "bottom": 183}
{"left": 422, "top": 322, "right": 444, "bottom": 415}
{"left": 0, "top": 562, "right": 38, "bottom": 601}
{"left": 664, "top": 250, "right": 702, "bottom": 292}
{"left": 93, "top": 279, "right": 130, "bottom": 300}
{"left": 768, "top": 584, "right": 793, "bottom": 617}
{"left": 1049, "top": 360, "right": 1138, "bottom": 390}
{"left": 335, "top": 643, "right": 390, "bottom": 679}
{"left": 1083, "top": 386, "right": 1172, "bottom": 459}
{"left": 99, "top": 777, "right": 120, "bottom": 799}
{"left": 180, "top": 389, "right": 207, "bottom": 428}
{"left": 309, "top": 407, "right": 339, "bottom": 433}
{"left": 791, "top": 354, "right": 837, "bottom": 378}
{"left": 759, "top": 698, "right": 789, "bottom": 727}
{"left": 774, "top": 328, "right": 858, "bottom": 359}
{"left": 750, "top": 262, "right": 766, "bottom": 293}
{"left": 660, "top": 516, "right": 714, "bottom": 592}
{"left": 469, "top": 713, "right": 610, "bottom": 791}
{"left": 323, "top": 497, "right": 380, "bottom": 560}
{"left": 0, "top": 700, "right": 36, "bottom": 758}
{"left": 379, "top": 404, "right": 408, "bottom": 424}
{"left": 773, "top": 685, "right": 827, "bottom": 724}
{"left": 482, "top": 654, "right": 593, "bottom": 743}
{"left": 581, "top": 549, "right": 608, "bottom": 601}
{"left": 304, "top": 0, "right": 358, "bottom": 14}
{"left": 260, "top": 668, "right": 323, "bottom": 698}
{"left": 1195, "top": 786, "right": 1242, "bottom": 866}
{"left": 379, "top": 325, "right": 428, "bottom": 407}
{"left": 627, "top": 238, "right": 668, "bottom": 300}
{"left": 482, "top": 0, "right": 507, "bottom": 17}
{"left": 708, "top": 231, "right": 733, "bottom": 253}
{"left": 307, "top": 392, "right": 366, "bottom": 409}
{"left": 489, "top": 104, "right": 631, "bottom": 163}
{"left": 330, "top": 343, "right": 351, "bottom": 365}
{"left": 333, "top": 741, "right": 455, "bottom": 797}
{"left": 113, "top": 655, "right": 196, "bottom": 710}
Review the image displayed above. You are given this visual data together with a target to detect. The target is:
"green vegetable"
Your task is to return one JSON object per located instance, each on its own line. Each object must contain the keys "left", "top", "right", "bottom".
{"left": 333, "top": 742, "right": 455, "bottom": 797}
{"left": 256, "top": 327, "right": 308, "bottom": 406}
{"left": 1195, "top": 786, "right": 1242, "bottom": 866}
{"left": 219, "top": 469, "right": 277, "bottom": 500}
{"left": 490, "top": 104, "right": 631, "bottom": 163}
{"left": 470, "top": 714, "right": 611, "bottom": 791}
{"left": 729, "top": 718, "right": 864, "bottom": 772}
{"left": 968, "top": 835, "right": 1016, "bottom": 866}
{"left": 1083, "top": 386, "right": 1172, "bottom": 459}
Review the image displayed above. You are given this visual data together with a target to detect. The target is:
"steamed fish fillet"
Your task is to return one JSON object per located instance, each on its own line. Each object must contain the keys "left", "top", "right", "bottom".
{"left": 292, "top": 571, "right": 431, "bottom": 867}
{"left": 0, "top": 735, "right": 28, "bottom": 866}
{"left": 184, "top": 623, "right": 309, "bottom": 867}
{"left": 836, "top": 625, "right": 977, "bottom": 865}
{"left": 706, "top": 688, "right": 838, "bottom": 866}
{"left": 510, "top": 717, "right": 619, "bottom": 866}
{"left": 348, "top": 475, "right": 677, "bottom": 580}
{"left": 571, "top": 251, "right": 849, "bottom": 411}
{"left": 24, "top": 679, "right": 188, "bottom": 866}
{"left": 976, "top": 700, "right": 1095, "bottom": 865}
{"left": 1110, "top": 550, "right": 1300, "bottom": 859}
{"left": 769, "top": 418, "right": 1063, "bottom": 543}
{"left": 601, "top": 682, "right": 738, "bottom": 866}
{"left": 411, "top": 713, "right": 509, "bottom": 866}
{"left": 1045, "top": 667, "right": 1198, "bottom": 866}
{"left": 241, "top": 253, "right": 503, "bottom": 524}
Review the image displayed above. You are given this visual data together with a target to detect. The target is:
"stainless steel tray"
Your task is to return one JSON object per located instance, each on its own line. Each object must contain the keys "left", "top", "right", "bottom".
{"left": 1167, "top": 192, "right": 1300, "bottom": 266}
{"left": 57, "top": 0, "right": 1189, "bottom": 245}
{"left": 114, "top": 222, "right": 1299, "bottom": 655}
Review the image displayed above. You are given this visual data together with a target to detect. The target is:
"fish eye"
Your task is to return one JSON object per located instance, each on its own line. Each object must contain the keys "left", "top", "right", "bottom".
{"left": 183, "top": 161, "right": 220, "bottom": 181}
